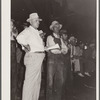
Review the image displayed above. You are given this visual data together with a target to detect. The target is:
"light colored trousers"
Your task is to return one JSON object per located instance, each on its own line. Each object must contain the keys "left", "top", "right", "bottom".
{"left": 71, "top": 58, "right": 80, "bottom": 72}
{"left": 22, "top": 52, "right": 45, "bottom": 100}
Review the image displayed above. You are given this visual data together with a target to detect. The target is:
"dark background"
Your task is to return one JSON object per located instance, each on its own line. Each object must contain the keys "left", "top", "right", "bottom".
{"left": 11, "top": 0, "right": 96, "bottom": 43}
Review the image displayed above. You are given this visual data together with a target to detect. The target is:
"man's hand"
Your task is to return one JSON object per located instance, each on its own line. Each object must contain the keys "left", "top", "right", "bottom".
{"left": 61, "top": 48, "right": 67, "bottom": 54}
{"left": 23, "top": 44, "right": 31, "bottom": 52}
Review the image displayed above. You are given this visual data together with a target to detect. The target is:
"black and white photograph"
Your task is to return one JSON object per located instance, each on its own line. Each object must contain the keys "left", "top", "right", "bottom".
{"left": 1, "top": 0, "right": 99, "bottom": 100}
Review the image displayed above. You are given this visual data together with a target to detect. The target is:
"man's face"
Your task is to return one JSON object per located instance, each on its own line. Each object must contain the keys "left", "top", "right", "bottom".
{"left": 53, "top": 23, "right": 61, "bottom": 33}
{"left": 30, "top": 19, "right": 40, "bottom": 29}
{"left": 62, "top": 34, "right": 68, "bottom": 40}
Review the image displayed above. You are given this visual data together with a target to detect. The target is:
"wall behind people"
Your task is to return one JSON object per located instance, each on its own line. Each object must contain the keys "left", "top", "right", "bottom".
{"left": 66, "top": 0, "right": 96, "bottom": 42}
{"left": 11, "top": 0, "right": 96, "bottom": 43}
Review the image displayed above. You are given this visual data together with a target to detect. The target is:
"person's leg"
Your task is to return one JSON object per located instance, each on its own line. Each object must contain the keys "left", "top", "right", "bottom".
{"left": 62, "top": 59, "right": 69, "bottom": 100}
{"left": 74, "top": 59, "right": 80, "bottom": 72}
{"left": 11, "top": 60, "right": 17, "bottom": 100}
{"left": 66, "top": 58, "right": 73, "bottom": 93}
{"left": 17, "top": 63, "right": 25, "bottom": 99}
{"left": 46, "top": 61, "right": 55, "bottom": 100}
{"left": 78, "top": 58, "right": 84, "bottom": 77}
{"left": 11, "top": 41, "right": 17, "bottom": 100}
{"left": 84, "top": 60, "right": 91, "bottom": 76}
{"left": 88, "top": 60, "right": 96, "bottom": 72}
{"left": 54, "top": 62, "right": 64, "bottom": 100}
{"left": 22, "top": 53, "right": 45, "bottom": 100}
{"left": 71, "top": 59, "right": 75, "bottom": 72}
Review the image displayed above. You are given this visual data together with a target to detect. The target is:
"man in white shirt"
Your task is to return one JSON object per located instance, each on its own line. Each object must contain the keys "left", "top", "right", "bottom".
{"left": 16, "top": 13, "right": 45, "bottom": 100}
{"left": 46, "top": 21, "right": 69, "bottom": 100}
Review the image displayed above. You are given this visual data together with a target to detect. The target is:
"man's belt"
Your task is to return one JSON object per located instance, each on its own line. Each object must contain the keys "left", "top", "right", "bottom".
{"left": 35, "top": 51, "right": 45, "bottom": 53}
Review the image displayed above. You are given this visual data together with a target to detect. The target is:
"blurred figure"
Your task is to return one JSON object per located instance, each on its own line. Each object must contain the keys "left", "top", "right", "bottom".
{"left": 60, "top": 29, "right": 73, "bottom": 99}
{"left": 90, "top": 43, "right": 96, "bottom": 72}
{"left": 68, "top": 36, "right": 78, "bottom": 72}
{"left": 22, "top": 22, "right": 29, "bottom": 29}
{"left": 78, "top": 43, "right": 85, "bottom": 77}
{"left": 83, "top": 43, "right": 96, "bottom": 75}
{"left": 16, "top": 35, "right": 24, "bottom": 99}
{"left": 60, "top": 29, "right": 72, "bottom": 78}
{"left": 16, "top": 43, "right": 24, "bottom": 98}
{"left": 11, "top": 19, "right": 18, "bottom": 40}
{"left": 79, "top": 43, "right": 92, "bottom": 77}
{"left": 11, "top": 19, "right": 18, "bottom": 100}
{"left": 60, "top": 29, "right": 70, "bottom": 47}
{"left": 60, "top": 30, "right": 68, "bottom": 41}
{"left": 39, "top": 30, "right": 46, "bottom": 41}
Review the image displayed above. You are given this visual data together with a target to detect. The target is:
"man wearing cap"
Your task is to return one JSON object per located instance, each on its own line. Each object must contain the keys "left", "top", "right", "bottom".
{"left": 46, "top": 21, "right": 69, "bottom": 100}
{"left": 16, "top": 13, "right": 45, "bottom": 100}
{"left": 60, "top": 29, "right": 73, "bottom": 94}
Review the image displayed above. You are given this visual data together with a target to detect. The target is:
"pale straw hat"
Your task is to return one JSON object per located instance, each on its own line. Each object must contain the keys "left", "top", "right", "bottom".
{"left": 26, "top": 13, "right": 42, "bottom": 22}
{"left": 50, "top": 21, "right": 62, "bottom": 30}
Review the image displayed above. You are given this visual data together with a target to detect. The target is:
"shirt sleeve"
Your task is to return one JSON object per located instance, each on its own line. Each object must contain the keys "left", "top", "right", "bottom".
{"left": 16, "top": 29, "right": 28, "bottom": 45}
{"left": 46, "top": 35, "right": 55, "bottom": 47}
{"left": 46, "top": 35, "right": 61, "bottom": 54}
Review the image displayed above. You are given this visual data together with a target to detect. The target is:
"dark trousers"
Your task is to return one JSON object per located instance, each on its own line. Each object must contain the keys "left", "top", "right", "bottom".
{"left": 11, "top": 41, "right": 17, "bottom": 100}
{"left": 79, "top": 57, "right": 84, "bottom": 74}
{"left": 46, "top": 53, "right": 68, "bottom": 100}
{"left": 79, "top": 57, "right": 95, "bottom": 73}
{"left": 63, "top": 55, "right": 73, "bottom": 100}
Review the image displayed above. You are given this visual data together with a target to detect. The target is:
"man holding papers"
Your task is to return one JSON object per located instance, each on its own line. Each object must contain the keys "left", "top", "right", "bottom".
{"left": 46, "top": 21, "right": 69, "bottom": 100}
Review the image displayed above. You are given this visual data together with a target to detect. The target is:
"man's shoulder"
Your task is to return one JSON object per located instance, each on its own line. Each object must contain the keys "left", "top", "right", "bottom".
{"left": 47, "top": 35, "right": 53, "bottom": 38}
{"left": 23, "top": 27, "right": 31, "bottom": 32}
{"left": 47, "top": 35, "right": 54, "bottom": 40}
{"left": 19, "top": 27, "right": 30, "bottom": 35}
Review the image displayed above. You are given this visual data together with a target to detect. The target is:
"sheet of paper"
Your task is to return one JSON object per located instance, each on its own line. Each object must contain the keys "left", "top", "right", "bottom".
{"left": 45, "top": 44, "right": 60, "bottom": 51}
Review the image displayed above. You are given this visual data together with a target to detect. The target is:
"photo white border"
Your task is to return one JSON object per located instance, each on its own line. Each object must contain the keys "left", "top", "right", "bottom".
{"left": 1, "top": 0, "right": 99, "bottom": 100}
{"left": 96, "top": 0, "right": 99, "bottom": 100}
{"left": 1, "top": 0, "right": 11, "bottom": 100}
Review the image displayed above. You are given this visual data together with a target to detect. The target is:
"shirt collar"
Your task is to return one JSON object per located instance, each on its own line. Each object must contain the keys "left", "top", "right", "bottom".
{"left": 29, "top": 25, "right": 37, "bottom": 30}
{"left": 53, "top": 33, "right": 60, "bottom": 38}
{"left": 29, "top": 25, "right": 38, "bottom": 31}
{"left": 29, "top": 25, "right": 39, "bottom": 34}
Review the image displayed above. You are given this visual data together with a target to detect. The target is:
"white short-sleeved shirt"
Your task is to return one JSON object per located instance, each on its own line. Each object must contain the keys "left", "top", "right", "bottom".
{"left": 16, "top": 26, "right": 44, "bottom": 53}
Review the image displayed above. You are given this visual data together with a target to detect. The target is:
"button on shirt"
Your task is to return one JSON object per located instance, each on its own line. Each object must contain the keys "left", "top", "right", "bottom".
{"left": 16, "top": 26, "right": 44, "bottom": 53}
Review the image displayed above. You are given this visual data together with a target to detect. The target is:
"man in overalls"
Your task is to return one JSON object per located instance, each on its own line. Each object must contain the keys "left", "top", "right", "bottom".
{"left": 46, "top": 21, "right": 68, "bottom": 100}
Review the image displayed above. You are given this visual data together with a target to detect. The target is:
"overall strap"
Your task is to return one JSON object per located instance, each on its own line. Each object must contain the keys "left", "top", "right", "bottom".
{"left": 51, "top": 34, "right": 62, "bottom": 49}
